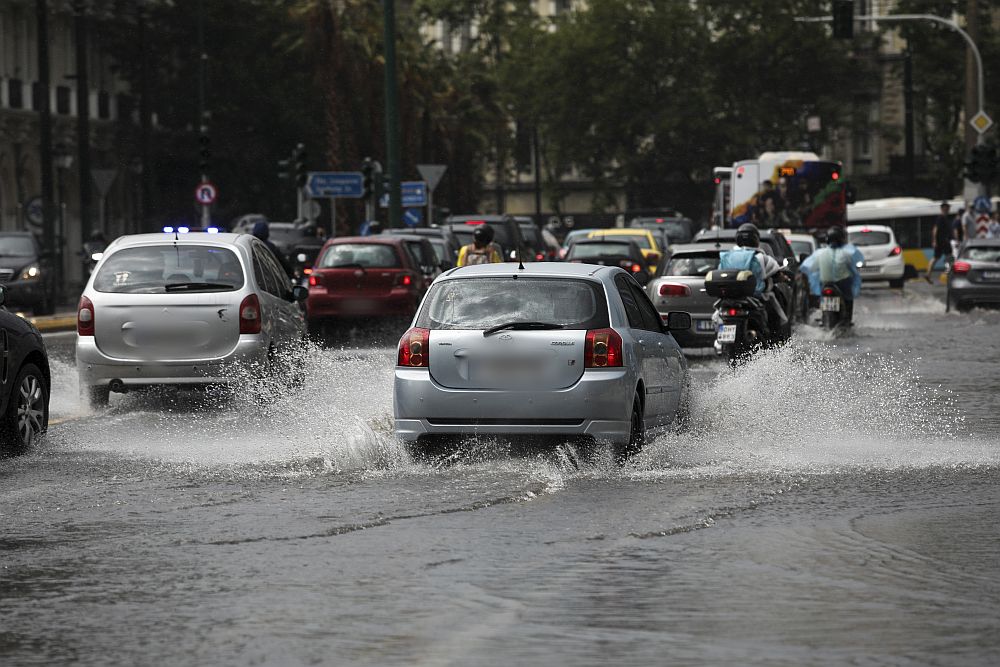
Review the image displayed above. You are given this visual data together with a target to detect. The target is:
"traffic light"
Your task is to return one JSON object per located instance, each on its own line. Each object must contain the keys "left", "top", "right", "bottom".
{"left": 965, "top": 143, "right": 999, "bottom": 184}
{"left": 198, "top": 134, "right": 211, "bottom": 174}
{"left": 362, "top": 157, "right": 374, "bottom": 199}
{"left": 277, "top": 158, "right": 291, "bottom": 180}
{"left": 294, "top": 143, "right": 308, "bottom": 188}
{"left": 832, "top": 0, "right": 853, "bottom": 40}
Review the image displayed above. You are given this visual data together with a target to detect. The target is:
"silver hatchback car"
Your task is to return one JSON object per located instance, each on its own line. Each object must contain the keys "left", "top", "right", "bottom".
{"left": 77, "top": 231, "right": 307, "bottom": 407}
{"left": 393, "top": 262, "right": 691, "bottom": 456}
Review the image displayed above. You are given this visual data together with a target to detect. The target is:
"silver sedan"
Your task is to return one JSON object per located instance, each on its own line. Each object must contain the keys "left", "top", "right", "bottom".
{"left": 77, "top": 231, "right": 307, "bottom": 407}
{"left": 393, "top": 262, "right": 691, "bottom": 458}
{"left": 947, "top": 239, "right": 1000, "bottom": 312}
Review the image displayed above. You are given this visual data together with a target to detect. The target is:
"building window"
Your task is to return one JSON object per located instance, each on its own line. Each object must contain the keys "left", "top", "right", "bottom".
{"left": 8, "top": 79, "right": 23, "bottom": 109}
{"left": 98, "top": 90, "right": 110, "bottom": 119}
{"left": 56, "top": 85, "right": 71, "bottom": 114}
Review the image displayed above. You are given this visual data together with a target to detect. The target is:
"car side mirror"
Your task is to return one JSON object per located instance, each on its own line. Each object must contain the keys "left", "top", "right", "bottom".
{"left": 663, "top": 311, "right": 691, "bottom": 332}
{"left": 290, "top": 285, "right": 309, "bottom": 302}
{"left": 0, "top": 284, "right": 6, "bottom": 308}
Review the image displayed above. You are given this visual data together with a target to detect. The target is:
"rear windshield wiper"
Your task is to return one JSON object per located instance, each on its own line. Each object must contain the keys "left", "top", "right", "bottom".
{"left": 330, "top": 262, "right": 367, "bottom": 272}
{"left": 164, "top": 282, "right": 235, "bottom": 292}
{"left": 483, "top": 321, "right": 565, "bottom": 337}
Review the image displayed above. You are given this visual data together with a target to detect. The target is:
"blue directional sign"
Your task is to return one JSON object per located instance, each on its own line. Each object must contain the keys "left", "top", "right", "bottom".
{"left": 306, "top": 172, "right": 363, "bottom": 199}
{"left": 403, "top": 208, "right": 423, "bottom": 227}
{"left": 380, "top": 181, "right": 427, "bottom": 208}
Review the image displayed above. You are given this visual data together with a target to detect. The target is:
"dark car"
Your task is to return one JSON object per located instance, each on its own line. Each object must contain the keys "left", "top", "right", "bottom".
{"left": 0, "top": 285, "right": 50, "bottom": 454}
{"left": 565, "top": 238, "right": 651, "bottom": 285}
{"left": 630, "top": 216, "right": 697, "bottom": 245}
{"left": 390, "top": 234, "right": 443, "bottom": 286}
{"left": 947, "top": 239, "right": 1000, "bottom": 312}
{"left": 0, "top": 232, "right": 55, "bottom": 315}
{"left": 514, "top": 217, "right": 557, "bottom": 261}
{"left": 692, "top": 228, "right": 809, "bottom": 322}
{"left": 444, "top": 215, "right": 527, "bottom": 262}
{"left": 305, "top": 236, "right": 430, "bottom": 334}
{"left": 266, "top": 222, "right": 326, "bottom": 277}
{"left": 383, "top": 227, "right": 461, "bottom": 268}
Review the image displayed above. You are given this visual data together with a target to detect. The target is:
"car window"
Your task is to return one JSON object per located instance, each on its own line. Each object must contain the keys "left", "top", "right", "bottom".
{"left": 962, "top": 247, "right": 1000, "bottom": 262}
{"left": 415, "top": 278, "right": 608, "bottom": 330}
{"left": 261, "top": 247, "right": 290, "bottom": 296}
{"left": 567, "top": 242, "right": 635, "bottom": 260}
{"left": 596, "top": 232, "right": 651, "bottom": 250}
{"left": 849, "top": 230, "right": 892, "bottom": 246}
{"left": 628, "top": 282, "right": 662, "bottom": 332}
{"left": 252, "top": 244, "right": 282, "bottom": 296}
{"left": 93, "top": 245, "right": 244, "bottom": 294}
{"left": 319, "top": 243, "right": 401, "bottom": 268}
{"left": 790, "top": 241, "right": 813, "bottom": 257}
{"left": 0, "top": 235, "right": 36, "bottom": 256}
{"left": 664, "top": 253, "right": 720, "bottom": 277}
{"left": 614, "top": 275, "right": 643, "bottom": 328}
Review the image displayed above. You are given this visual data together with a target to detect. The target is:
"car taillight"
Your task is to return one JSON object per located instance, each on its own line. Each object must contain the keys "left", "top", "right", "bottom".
{"left": 397, "top": 327, "right": 429, "bottom": 367}
{"left": 889, "top": 246, "right": 902, "bottom": 257}
{"left": 308, "top": 274, "right": 319, "bottom": 287}
{"left": 952, "top": 261, "right": 971, "bottom": 274}
{"left": 726, "top": 307, "right": 747, "bottom": 316}
{"left": 535, "top": 253, "right": 544, "bottom": 261}
{"left": 584, "top": 328, "right": 623, "bottom": 368}
{"left": 631, "top": 263, "right": 642, "bottom": 273}
{"left": 77, "top": 296, "right": 95, "bottom": 336}
{"left": 658, "top": 283, "right": 691, "bottom": 297}
{"left": 397, "top": 273, "right": 414, "bottom": 288}
{"left": 239, "top": 294, "right": 262, "bottom": 334}
{"left": 303, "top": 267, "right": 313, "bottom": 275}
{"left": 822, "top": 287, "right": 835, "bottom": 296}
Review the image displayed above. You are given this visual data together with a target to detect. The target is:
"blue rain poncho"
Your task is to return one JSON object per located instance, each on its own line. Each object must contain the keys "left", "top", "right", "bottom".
{"left": 801, "top": 244, "right": 864, "bottom": 298}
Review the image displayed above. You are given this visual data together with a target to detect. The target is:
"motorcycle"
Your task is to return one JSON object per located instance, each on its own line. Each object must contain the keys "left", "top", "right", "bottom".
{"left": 705, "top": 269, "right": 771, "bottom": 364}
{"left": 819, "top": 282, "right": 850, "bottom": 330}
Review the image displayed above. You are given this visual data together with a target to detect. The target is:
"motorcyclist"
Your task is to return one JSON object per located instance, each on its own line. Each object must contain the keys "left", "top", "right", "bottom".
{"left": 82, "top": 230, "right": 108, "bottom": 276}
{"left": 800, "top": 225, "right": 863, "bottom": 324}
{"left": 457, "top": 225, "right": 502, "bottom": 267}
{"left": 718, "top": 223, "right": 789, "bottom": 340}
{"left": 251, "top": 220, "right": 294, "bottom": 277}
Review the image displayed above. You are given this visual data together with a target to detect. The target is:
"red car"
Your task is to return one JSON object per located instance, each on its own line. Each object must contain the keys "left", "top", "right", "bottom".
{"left": 306, "top": 236, "right": 434, "bottom": 333}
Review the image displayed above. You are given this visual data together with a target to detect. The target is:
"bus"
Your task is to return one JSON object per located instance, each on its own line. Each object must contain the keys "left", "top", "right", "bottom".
{"left": 729, "top": 151, "right": 846, "bottom": 230}
{"left": 711, "top": 166, "right": 732, "bottom": 228}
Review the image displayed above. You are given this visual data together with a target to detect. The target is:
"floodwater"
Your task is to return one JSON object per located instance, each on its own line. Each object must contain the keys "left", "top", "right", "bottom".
{"left": 2, "top": 282, "right": 998, "bottom": 666}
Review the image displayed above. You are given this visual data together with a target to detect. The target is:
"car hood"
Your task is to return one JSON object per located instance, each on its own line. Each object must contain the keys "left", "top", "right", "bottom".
{"left": 0, "top": 257, "right": 36, "bottom": 271}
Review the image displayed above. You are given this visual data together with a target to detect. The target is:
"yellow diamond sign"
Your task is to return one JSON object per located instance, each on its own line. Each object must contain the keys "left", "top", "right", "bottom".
{"left": 970, "top": 111, "right": 993, "bottom": 134}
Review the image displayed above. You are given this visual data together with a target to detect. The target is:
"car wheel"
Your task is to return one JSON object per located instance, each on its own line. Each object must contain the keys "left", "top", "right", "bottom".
{"left": 889, "top": 278, "right": 905, "bottom": 289}
{"left": 1, "top": 363, "right": 49, "bottom": 454}
{"left": 83, "top": 385, "right": 110, "bottom": 410}
{"left": 616, "top": 395, "right": 645, "bottom": 464}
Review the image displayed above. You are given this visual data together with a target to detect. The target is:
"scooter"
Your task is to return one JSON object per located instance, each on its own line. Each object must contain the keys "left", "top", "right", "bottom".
{"left": 819, "top": 283, "right": 851, "bottom": 329}
{"left": 705, "top": 269, "right": 771, "bottom": 365}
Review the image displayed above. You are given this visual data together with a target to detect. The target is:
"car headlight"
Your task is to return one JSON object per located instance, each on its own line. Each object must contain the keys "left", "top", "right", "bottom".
{"left": 20, "top": 264, "right": 40, "bottom": 280}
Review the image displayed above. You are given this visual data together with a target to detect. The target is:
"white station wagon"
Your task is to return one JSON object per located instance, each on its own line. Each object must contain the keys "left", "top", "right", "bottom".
{"left": 77, "top": 231, "right": 307, "bottom": 407}
{"left": 393, "top": 262, "right": 691, "bottom": 458}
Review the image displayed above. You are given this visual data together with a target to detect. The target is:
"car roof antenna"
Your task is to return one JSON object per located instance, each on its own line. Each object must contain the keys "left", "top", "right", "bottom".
{"left": 517, "top": 244, "right": 525, "bottom": 271}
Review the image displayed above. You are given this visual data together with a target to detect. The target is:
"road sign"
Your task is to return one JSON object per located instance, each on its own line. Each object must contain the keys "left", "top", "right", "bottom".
{"left": 24, "top": 197, "right": 44, "bottom": 229}
{"left": 417, "top": 164, "right": 447, "bottom": 191}
{"left": 970, "top": 110, "right": 994, "bottom": 135}
{"left": 91, "top": 169, "right": 118, "bottom": 197}
{"left": 306, "top": 171, "right": 363, "bottom": 198}
{"left": 403, "top": 208, "right": 422, "bottom": 227}
{"left": 195, "top": 182, "right": 218, "bottom": 205}
{"left": 304, "top": 199, "right": 322, "bottom": 221}
{"left": 975, "top": 213, "right": 990, "bottom": 238}
{"left": 380, "top": 181, "right": 427, "bottom": 208}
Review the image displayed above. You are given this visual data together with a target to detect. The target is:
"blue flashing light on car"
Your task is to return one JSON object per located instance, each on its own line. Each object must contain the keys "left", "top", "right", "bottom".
{"left": 178, "top": 226, "right": 190, "bottom": 234}
{"left": 163, "top": 226, "right": 174, "bottom": 233}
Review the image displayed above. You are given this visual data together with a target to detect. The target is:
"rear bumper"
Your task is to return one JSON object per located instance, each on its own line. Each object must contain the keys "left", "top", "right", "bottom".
{"left": 949, "top": 278, "right": 1000, "bottom": 306}
{"left": 307, "top": 289, "right": 419, "bottom": 319}
{"left": 859, "top": 255, "right": 905, "bottom": 280}
{"left": 393, "top": 367, "right": 633, "bottom": 444}
{"left": 76, "top": 336, "right": 269, "bottom": 388}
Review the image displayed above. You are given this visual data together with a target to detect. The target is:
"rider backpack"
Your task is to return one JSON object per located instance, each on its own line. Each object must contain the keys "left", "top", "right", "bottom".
{"left": 463, "top": 246, "right": 493, "bottom": 266}
{"left": 719, "top": 248, "right": 764, "bottom": 294}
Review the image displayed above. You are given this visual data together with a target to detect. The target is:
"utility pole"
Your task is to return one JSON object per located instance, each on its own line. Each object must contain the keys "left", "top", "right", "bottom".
{"left": 75, "top": 1, "right": 92, "bottom": 241}
{"left": 35, "top": 0, "right": 55, "bottom": 300}
{"left": 382, "top": 0, "right": 402, "bottom": 229}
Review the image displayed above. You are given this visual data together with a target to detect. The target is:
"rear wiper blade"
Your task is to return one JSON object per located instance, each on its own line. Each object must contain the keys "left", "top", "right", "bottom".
{"left": 483, "top": 321, "right": 565, "bottom": 337}
{"left": 164, "top": 282, "right": 234, "bottom": 292}
{"left": 332, "top": 262, "right": 366, "bottom": 272}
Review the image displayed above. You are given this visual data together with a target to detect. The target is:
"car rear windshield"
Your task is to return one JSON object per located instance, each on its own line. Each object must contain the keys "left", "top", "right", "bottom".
{"left": 519, "top": 225, "right": 542, "bottom": 249}
{"left": 94, "top": 245, "right": 244, "bottom": 293}
{"left": 594, "top": 233, "right": 651, "bottom": 249}
{"left": 790, "top": 241, "right": 813, "bottom": 257}
{"left": 415, "top": 277, "right": 609, "bottom": 330}
{"left": 567, "top": 242, "right": 633, "bottom": 260}
{"left": 850, "top": 231, "right": 892, "bottom": 246}
{"left": 0, "top": 235, "right": 36, "bottom": 257}
{"left": 318, "top": 243, "right": 401, "bottom": 268}
{"left": 962, "top": 247, "right": 1000, "bottom": 263}
{"left": 663, "top": 253, "right": 720, "bottom": 277}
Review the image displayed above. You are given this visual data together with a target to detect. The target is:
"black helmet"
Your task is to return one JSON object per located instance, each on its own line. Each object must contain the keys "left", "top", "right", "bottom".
{"left": 473, "top": 225, "right": 494, "bottom": 245}
{"left": 89, "top": 229, "right": 106, "bottom": 242}
{"left": 827, "top": 225, "right": 847, "bottom": 246}
{"left": 735, "top": 223, "right": 760, "bottom": 248}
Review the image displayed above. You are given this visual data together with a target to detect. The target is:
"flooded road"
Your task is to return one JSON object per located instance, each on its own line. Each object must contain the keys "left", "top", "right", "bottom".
{"left": 2, "top": 282, "right": 998, "bottom": 666}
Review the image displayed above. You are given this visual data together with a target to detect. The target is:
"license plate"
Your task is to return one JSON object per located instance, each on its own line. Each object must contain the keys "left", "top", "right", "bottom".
{"left": 982, "top": 271, "right": 1000, "bottom": 280}
{"left": 695, "top": 319, "right": 715, "bottom": 332}
{"left": 860, "top": 266, "right": 880, "bottom": 275}
{"left": 717, "top": 324, "right": 736, "bottom": 343}
{"left": 821, "top": 296, "right": 842, "bottom": 312}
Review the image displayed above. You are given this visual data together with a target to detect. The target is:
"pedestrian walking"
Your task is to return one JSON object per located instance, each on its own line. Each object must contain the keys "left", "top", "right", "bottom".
{"left": 989, "top": 210, "right": 1000, "bottom": 239}
{"left": 925, "top": 202, "right": 952, "bottom": 282}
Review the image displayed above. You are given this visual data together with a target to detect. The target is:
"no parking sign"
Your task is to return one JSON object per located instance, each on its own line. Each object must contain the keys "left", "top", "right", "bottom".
{"left": 195, "top": 182, "right": 218, "bottom": 205}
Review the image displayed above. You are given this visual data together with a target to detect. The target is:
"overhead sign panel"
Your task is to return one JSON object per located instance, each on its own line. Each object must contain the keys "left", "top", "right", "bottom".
{"left": 306, "top": 172, "right": 364, "bottom": 198}
{"left": 380, "top": 181, "right": 427, "bottom": 208}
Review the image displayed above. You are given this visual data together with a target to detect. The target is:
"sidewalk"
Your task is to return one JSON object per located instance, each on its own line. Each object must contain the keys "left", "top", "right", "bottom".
{"left": 17, "top": 310, "right": 78, "bottom": 333}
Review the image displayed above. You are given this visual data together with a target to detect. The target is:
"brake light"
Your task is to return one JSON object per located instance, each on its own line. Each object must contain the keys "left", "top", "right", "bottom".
{"left": 658, "top": 283, "right": 691, "bottom": 297}
{"left": 631, "top": 263, "right": 642, "bottom": 273}
{"left": 396, "top": 273, "right": 414, "bottom": 288}
{"left": 889, "top": 246, "right": 901, "bottom": 256}
{"left": 239, "top": 294, "right": 262, "bottom": 334}
{"left": 77, "top": 296, "right": 95, "bottom": 336}
{"left": 308, "top": 274, "right": 319, "bottom": 287}
{"left": 535, "top": 253, "right": 544, "bottom": 261}
{"left": 584, "top": 328, "right": 623, "bottom": 368}
{"left": 726, "top": 307, "right": 747, "bottom": 317}
{"left": 303, "top": 267, "right": 313, "bottom": 275}
{"left": 952, "top": 261, "right": 971, "bottom": 274}
{"left": 822, "top": 287, "right": 835, "bottom": 296}
{"left": 831, "top": 171, "right": 840, "bottom": 180}
{"left": 464, "top": 220, "right": 485, "bottom": 225}
{"left": 397, "top": 327, "right": 429, "bottom": 367}
{"left": 656, "top": 218, "right": 664, "bottom": 223}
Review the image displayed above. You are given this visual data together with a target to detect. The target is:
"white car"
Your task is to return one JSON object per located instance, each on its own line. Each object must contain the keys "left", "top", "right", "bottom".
{"left": 847, "top": 224, "right": 906, "bottom": 288}
{"left": 787, "top": 233, "right": 817, "bottom": 262}
{"left": 393, "top": 262, "right": 691, "bottom": 459}
{"left": 77, "top": 231, "right": 308, "bottom": 407}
